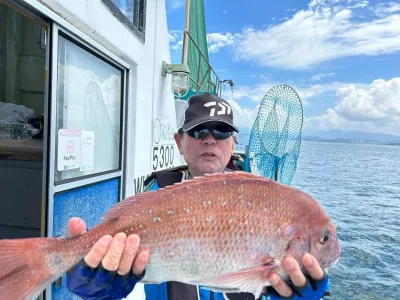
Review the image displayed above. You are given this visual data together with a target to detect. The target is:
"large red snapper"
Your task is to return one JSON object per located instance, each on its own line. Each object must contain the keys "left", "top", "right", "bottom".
{"left": 0, "top": 172, "right": 340, "bottom": 299}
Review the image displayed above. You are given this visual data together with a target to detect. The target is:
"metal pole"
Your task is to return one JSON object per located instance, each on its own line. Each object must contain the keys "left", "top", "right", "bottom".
{"left": 182, "top": 0, "right": 190, "bottom": 65}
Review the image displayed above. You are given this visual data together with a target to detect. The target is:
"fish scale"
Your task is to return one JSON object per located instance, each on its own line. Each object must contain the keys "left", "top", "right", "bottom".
{"left": 0, "top": 172, "right": 340, "bottom": 299}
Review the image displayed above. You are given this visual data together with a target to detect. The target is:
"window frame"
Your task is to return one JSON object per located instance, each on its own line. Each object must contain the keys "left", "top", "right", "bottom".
{"left": 48, "top": 22, "right": 130, "bottom": 191}
{"left": 54, "top": 31, "right": 125, "bottom": 184}
{"left": 101, "top": 0, "right": 147, "bottom": 42}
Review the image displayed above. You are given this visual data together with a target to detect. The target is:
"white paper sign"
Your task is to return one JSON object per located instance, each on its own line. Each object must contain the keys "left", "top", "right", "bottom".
{"left": 80, "top": 131, "right": 95, "bottom": 171}
{"left": 57, "top": 129, "right": 81, "bottom": 171}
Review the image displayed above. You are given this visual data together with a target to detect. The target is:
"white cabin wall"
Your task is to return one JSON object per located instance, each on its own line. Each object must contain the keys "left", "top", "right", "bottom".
{"left": 40, "top": 0, "right": 177, "bottom": 196}
{"left": 148, "top": 0, "right": 183, "bottom": 172}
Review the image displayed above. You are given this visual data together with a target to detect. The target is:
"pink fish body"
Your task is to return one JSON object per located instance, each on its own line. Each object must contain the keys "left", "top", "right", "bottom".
{"left": 0, "top": 172, "right": 340, "bottom": 299}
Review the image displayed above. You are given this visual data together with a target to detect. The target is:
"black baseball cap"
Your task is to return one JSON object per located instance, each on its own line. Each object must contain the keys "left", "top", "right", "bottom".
{"left": 180, "top": 93, "right": 239, "bottom": 132}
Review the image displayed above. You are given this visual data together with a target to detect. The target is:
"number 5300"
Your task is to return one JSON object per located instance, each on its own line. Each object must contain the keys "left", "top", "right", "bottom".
{"left": 152, "top": 145, "right": 174, "bottom": 170}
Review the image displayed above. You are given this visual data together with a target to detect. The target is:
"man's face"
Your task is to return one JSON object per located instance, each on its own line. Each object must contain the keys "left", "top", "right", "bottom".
{"left": 174, "top": 123, "right": 235, "bottom": 177}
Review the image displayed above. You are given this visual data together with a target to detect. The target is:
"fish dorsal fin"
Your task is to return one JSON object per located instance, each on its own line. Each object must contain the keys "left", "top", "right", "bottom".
{"left": 101, "top": 172, "right": 269, "bottom": 223}
{"left": 203, "top": 171, "right": 267, "bottom": 181}
{"left": 100, "top": 193, "right": 149, "bottom": 223}
{"left": 163, "top": 171, "right": 270, "bottom": 191}
{"left": 192, "top": 260, "right": 278, "bottom": 299}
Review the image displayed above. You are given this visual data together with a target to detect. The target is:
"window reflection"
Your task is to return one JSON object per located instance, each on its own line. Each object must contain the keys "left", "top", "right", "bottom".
{"left": 55, "top": 35, "right": 123, "bottom": 182}
{"left": 111, "top": 0, "right": 135, "bottom": 23}
{"left": 101, "top": 0, "right": 146, "bottom": 40}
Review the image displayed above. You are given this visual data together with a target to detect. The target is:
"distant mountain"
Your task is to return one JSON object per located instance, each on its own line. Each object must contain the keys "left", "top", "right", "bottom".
{"left": 236, "top": 128, "right": 400, "bottom": 146}
{"left": 302, "top": 129, "right": 400, "bottom": 144}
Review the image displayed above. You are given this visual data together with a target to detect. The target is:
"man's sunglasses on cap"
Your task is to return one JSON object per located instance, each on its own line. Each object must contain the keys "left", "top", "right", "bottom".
{"left": 184, "top": 125, "right": 233, "bottom": 140}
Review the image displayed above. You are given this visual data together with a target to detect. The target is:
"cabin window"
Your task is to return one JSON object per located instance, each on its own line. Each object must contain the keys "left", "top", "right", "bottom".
{"left": 0, "top": 2, "right": 46, "bottom": 239}
{"left": 55, "top": 34, "right": 123, "bottom": 183}
{"left": 101, "top": 0, "right": 146, "bottom": 41}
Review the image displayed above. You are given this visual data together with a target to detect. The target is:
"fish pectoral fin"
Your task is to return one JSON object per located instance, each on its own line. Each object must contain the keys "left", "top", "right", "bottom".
{"left": 200, "top": 286, "right": 242, "bottom": 293}
{"left": 192, "top": 264, "right": 277, "bottom": 298}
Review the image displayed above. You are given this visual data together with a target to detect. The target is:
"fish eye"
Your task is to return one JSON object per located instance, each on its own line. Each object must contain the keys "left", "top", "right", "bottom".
{"left": 320, "top": 231, "right": 330, "bottom": 244}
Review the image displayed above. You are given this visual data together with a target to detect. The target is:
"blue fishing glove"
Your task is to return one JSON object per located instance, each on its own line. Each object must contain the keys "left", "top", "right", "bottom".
{"left": 267, "top": 272, "right": 330, "bottom": 300}
{"left": 66, "top": 259, "right": 144, "bottom": 300}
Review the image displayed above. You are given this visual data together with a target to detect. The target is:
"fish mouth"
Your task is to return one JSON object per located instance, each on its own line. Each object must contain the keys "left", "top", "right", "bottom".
{"left": 331, "top": 256, "right": 340, "bottom": 266}
{"left": 323, "top": 254, "right": 340, "bottom": 270}
{"left": 322, "top": 242, "right": 341, "bottom": 269}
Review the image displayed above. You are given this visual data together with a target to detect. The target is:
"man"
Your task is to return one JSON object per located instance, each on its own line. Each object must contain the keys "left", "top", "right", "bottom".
{"left": 67, "top": 93, "right": 329, "bottom": 299}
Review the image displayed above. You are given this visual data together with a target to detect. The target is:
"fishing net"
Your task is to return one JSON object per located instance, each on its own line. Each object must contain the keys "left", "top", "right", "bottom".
{"left": 246, "top": 84, "right": 303, "bottom": 185}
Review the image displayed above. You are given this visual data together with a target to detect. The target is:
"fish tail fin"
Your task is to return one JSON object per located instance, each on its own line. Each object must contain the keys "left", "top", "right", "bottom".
{"left": 0, "top": 237, "right": 68, "bottom": 300}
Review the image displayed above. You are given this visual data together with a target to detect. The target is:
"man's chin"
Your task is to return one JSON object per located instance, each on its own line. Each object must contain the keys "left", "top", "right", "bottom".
{"left": 198, "top": 165, "right": 224, "bottom": 175}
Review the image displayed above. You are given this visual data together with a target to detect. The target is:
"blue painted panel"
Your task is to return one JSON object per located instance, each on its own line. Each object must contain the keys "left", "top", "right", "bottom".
{"left": 52, "top": 178, "right": 120, "bottom": 300}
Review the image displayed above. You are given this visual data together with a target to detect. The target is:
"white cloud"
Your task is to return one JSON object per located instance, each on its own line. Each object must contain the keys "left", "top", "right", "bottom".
{"left": 349, "top": 0, "right": 369, "bottom": 9}
{"left": 207, "top": 1, "right": 400, "bottom": 70}
{"left": 237, "top": 9, "right": 400, "bottom": 69}
{"left": 221, "top": 77, "right": 400, "bottom": 135}
{"left": 170, "top": 31, "right": 236, "bottom": 56}
{"left": 168, "top": 30, "right": 183, "bottom": 51}
{"left": 171, "top": 40, "right": 183, "bottom": 51}
{"left": 221, "top": 79, "right": 390, "bottom": 135}
{"left": 295, "top": 82, "right": 349, "bottom": 101}
{"left": 168, "top": 32, "right": 178, "bottom": 43}
{"left": 166, "top": 0, "right": 185, "bottom": 12}
{"left": 305, "top": 77, "right": 400, "bottom": 134}
{"left": 221, "top": 83, "right": 320, "bottom": 129}
{"left": 222, "top": 82, "right": 274, "bottom": 103}
{"left": 226, "top": 100, "right": 260, "bottom": 129}
{"left": 310, "top": 72, "right": 336, "bottom": 81}
{"left": 374, "top": 2, "right": 400, "bottom": 15}
{"left": 223, "top": 80, "right": 352, "bottom": 107}
{"left": 207, "top": 33, "right": 237, "bottom": 53}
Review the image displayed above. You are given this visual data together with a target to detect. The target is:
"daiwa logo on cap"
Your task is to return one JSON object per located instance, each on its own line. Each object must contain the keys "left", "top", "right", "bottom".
{"left": 180, "top": 93, "right": 239, "bottom": 132}
{"left": 203, "top": 101, "right": 232, "bottom": 116}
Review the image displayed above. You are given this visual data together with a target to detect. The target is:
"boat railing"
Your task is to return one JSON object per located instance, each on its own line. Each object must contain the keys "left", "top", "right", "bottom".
{"left": 182, "top": 30, "right": 233, "bottom": 96}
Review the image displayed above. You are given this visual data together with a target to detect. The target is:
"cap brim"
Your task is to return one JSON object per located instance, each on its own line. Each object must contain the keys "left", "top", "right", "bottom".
{"left": 182, "top": 117, "right": 240, "bottom": 132}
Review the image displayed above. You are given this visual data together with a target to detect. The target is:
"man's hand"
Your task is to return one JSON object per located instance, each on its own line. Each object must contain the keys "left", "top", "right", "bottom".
{"left": 68, "top": 217, "right": 149, "bottom": 276}
{"left": 66, "top": 217, "right": 149, "bottom": 299}
{"left": 266, "top": 253, "right": 330, "bottom": 300}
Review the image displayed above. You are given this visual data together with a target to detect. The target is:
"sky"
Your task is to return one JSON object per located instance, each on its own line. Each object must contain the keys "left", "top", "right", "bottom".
{"left": 166, "top": 0, "right": 400, "bottom": 136}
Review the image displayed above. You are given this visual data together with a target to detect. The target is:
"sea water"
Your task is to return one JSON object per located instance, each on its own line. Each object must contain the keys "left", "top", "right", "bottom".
{"left": 292, "top": 141, "right": 400, "bottom": 300}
